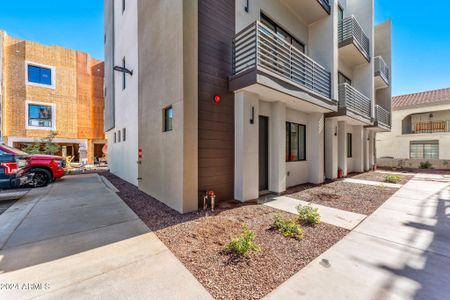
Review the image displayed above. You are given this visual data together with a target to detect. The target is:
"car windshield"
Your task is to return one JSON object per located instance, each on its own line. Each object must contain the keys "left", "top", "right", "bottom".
{"left": 0, "top": 144, "right": 30, "bottom": 156}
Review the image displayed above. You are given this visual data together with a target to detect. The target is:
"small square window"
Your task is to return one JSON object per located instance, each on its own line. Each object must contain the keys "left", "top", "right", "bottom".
{"left": 347, "top": 133, "right": 353, "bottom": 158}
{"left": 123, "top": 128, "right": 126, "bottom": 141}
{"left": 163, "top": 106, "right": 173, "bottom": 132}
{"left": 27, "top": 103, "right": 54, "bottom": 129}
{"left": 28, "top": 65, "right": 52, "bottom": 86}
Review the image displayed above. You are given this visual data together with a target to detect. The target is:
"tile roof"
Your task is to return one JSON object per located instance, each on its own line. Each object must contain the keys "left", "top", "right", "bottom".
{"left": 393, "top": 87, "right": 450, "bottom": 110}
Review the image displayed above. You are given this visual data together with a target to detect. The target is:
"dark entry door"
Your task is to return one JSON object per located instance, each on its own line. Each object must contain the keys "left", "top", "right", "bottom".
{"left": 259, "top": 116, "right": 269, "bottom": 191}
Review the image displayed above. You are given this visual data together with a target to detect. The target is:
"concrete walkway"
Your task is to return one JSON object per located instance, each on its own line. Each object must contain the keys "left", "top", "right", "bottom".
{"left": 263, "top": 195, "right": 366, "bottom": 230}
{"left": 265, "top": 173, "right": 450, "bottom": 300}
{"left": 0, "top": 174, "right": 212, "bottom": 300}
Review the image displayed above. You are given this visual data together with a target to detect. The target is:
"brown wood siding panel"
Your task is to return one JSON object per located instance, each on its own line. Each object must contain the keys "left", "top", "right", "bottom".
{"left": 198, "top": 0, "right": 235, "bottom": 200}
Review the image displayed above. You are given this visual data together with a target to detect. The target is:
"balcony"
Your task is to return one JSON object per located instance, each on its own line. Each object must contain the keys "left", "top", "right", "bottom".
{"left": 375, "top": 105, "right": 391, "bottom": 129}
{"left": 410, "top": 121, "right": 450, "bottom": 134}
{"left": 230, "top": 21, "right": 335, "bottom": 111}
{"left": 338, "top": 83, "right": 372, "bottom": 123}
{"left": 374, "top": 56, "right": 390, "bottom": 89}
{"left": 281, "top": 0, "right": 330, "bottom": 25}
{"left": 339, "top": 16, "right": 370, "bottom": 67}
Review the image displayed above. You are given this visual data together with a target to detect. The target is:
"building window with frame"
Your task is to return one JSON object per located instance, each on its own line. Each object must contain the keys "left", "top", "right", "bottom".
{"left": 286, "top": 122, "right": 306, "bottom": 162}
{"left": 410, "top": 141, "right": 439, "bottom": 159}
{"left": 26, "top": 62, "right": 55, "bottom": 88}
{"left": 163, "top": 106, "right": 173, "bottom": 132}
{"left": 114, "top": 132, "right": 117, "bottom": 143}
{"left": 118, "top": 130, "right": 121, "bottom": 143}
{"left": 261, "top": 13, "right": 305, "bottom": 53}
{"left": 27, "top": 103, "right": 54, "bottom": 129}
{"left": 123, "top": 128, "right": 126, "bottom": 141}
{"left": 347, "top": 133, "right": 353, "bottom": 158}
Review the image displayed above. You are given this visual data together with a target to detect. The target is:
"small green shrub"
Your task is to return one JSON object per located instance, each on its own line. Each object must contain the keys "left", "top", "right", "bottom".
{"left": 271, "top": 215, "right": 304, "bottom": 240}
{"left": 384, "top": 175, "right": 401, "bottom": 184}
{"left": 225, "top": 225, "right": 260, "bottom": 255}
{"left": 297, "top": 204, "right": 321, "bottom": 225}
{"left": 419, "top": 161, "right": 432, "bottom": 169}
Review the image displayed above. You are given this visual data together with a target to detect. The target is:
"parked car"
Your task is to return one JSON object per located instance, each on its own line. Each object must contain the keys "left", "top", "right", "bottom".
{"left": 0, "top": 145, "right": 32, "bottom": 189}
{"left": 0, "top": 144, "right": 66, "bottom": 188}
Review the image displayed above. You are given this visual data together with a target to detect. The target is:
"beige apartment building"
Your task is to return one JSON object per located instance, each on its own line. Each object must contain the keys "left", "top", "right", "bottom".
{"left": 104, "top": 0, "right": 392, "bottom": 213}
{"left": 377, "top": 88, "right": 450, "bottom": 169}
{"left": 0, "top": 31, "right": 106, "bottom": 163}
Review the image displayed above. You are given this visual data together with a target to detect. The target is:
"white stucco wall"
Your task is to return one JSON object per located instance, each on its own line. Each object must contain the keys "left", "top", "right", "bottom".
{"left": 107, "top": 0, "right": 139, "bottom": 186}
{"left": 377, "top": 104, "right": 450, "bottom": 160}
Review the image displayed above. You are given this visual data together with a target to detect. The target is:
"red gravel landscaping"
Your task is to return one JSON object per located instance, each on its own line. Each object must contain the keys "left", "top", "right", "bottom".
{"left": 102, "top": 172, "right": 349, "bottom": 300}
{"left": 348, "top": 171, "right": 413, "bottom": 185}
{"left": 284, "top": 179, "right": 406, "bottom": 215}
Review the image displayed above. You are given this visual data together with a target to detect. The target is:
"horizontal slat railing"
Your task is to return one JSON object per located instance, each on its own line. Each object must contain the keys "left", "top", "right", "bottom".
{"left": 376, "top": 105, "right": 391, "bottom": 127}
{"left": 232, "top": 21, "right": 332, "bottom": 99}
{"left": 338, "top": 83, "right": 372, "bottom": 119}
{"left": 339, "top": 16, "right": 370, "bottom": 60}
{"left": 413, "top": 120, "right": 450, "bottom": 134}
{"left": 374, "top": 56, "right": 390, "bottom": 84}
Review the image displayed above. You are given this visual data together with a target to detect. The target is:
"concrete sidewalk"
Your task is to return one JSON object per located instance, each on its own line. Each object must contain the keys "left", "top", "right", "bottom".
{"left": 265, "top": 173, "right": 450, "bottom": 300}
{"left": 0, "top": 174, "right": 212, "bottom": 300}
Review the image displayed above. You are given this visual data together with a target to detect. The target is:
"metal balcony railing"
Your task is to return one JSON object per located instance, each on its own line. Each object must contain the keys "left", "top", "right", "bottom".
{"left": 412, "top": 120, "right": 450, "bottom": 134}
{"left": 376, "top": 105, "right": 391, "bottom": 127}
{"left": 232, "top": 21, "right": 332, "bottom": 99}
{"left": 338, "top": 83, "right": 372, "bottom": 119}
{"left": 317, "top": 0, "right": 331, "bottom": 13}
{"left": 374, "top": 56, "right": 390, "bottom": 84}
{"left": 339, "top": 16, "right": 370, "bottom": 61}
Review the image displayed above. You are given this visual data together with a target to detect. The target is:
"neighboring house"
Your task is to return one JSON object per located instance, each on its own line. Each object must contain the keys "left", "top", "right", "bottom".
{"left": 0, "top": 31, "right": 106, "bottom": 163}
{"left": 377, "top": 88, "right": 450, "bottom": 169}
{"left": 104, "top": 0, "right": 392, "bottom": 213}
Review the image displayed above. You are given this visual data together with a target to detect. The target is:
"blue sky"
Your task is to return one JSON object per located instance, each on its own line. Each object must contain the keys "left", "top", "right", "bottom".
{"left": 0, "top": 1, "right": 104, "bottom": 59}
{"left": 0, "top": 1, "right": 449, "bottom": 96}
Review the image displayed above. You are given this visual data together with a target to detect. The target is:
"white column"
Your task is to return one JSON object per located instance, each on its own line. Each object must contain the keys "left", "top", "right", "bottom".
{"left": 353, "top": 125, "right": 364, "bottom": 173}
{"left": 234, "top": 91, "right": 259, "bottom": 202}
{"left": 363, "top": 129, "right": 370, "bottom": 171}
{"left": 369, "top": 131, "right": 375, "bottom": 169}
{"left": 308, "top": 113, "right": 325, "bottom": 184}
{"left": 325, "top": 118, "right": 338, "bottom": 179}
{"left": 269, "top": 101, "right": 286, "bottom": 193}
{"left": 338, "top": 121, "right": 347, "bottom": 176}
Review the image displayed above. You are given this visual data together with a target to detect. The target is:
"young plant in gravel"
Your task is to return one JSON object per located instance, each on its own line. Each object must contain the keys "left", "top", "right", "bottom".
{"left": 271, "top": 215, "right": 304, "bottom": 240}
{"left": 384, "top": 175, "right": 401, "bottom": 184}
{"left": 297, "top": 204, "right": 321, "bottom": 225}
{"left": 225, "top": 225, "right": 260, "bottom": 256}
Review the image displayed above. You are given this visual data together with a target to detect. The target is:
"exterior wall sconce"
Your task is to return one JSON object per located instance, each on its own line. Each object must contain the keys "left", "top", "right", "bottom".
{"left": 113, "top": 65, "right": 133, "bottom": 76}
{"left": 245, "top": 0, "right": 249, "bottom": 13}
{"left": 250, "top": 106, "right": 255, "bottom": 124}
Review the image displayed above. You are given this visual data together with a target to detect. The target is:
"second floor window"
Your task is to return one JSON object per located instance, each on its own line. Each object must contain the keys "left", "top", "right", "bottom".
{"left": 28, "top": 103, "right": 53, "bottom": 128}
{"left": 27, "top": 65, "right": 52, "bottom": 86}
{"left": 261, "top": 13, "right": 305, "bottom": 53}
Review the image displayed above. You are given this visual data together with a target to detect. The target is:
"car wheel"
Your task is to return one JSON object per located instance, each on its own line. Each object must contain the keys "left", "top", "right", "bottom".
{"left": 32, "top": 168, "right": 52, "bottom": 188}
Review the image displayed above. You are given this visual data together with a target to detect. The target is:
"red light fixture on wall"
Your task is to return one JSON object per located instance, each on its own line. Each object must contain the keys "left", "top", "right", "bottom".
{"left": 214, "top": 95, "right": 221, "bottom": 104}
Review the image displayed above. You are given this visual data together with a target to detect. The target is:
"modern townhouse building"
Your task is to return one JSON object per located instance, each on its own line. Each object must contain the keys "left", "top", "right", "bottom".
{"left": 0, "top": 31, "right": 106, "bottom": 163}
{"left": 104, "top": 0, "right": 392, "bottom": 213}
{"left": 377, "top": 88, "right": 450, "bottom": 169}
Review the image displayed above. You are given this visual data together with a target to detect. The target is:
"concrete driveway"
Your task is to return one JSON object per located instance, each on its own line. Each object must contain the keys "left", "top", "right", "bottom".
{"left": 265, "top": 173, "right": 450, "bottom": 300}
{"left": 0, "top": 174, "right": 212, "bottom": 300}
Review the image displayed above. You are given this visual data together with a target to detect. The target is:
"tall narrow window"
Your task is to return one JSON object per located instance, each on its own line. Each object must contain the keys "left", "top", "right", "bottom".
{"left": 122, "top": 0, "right": 126, "bottom": 13}
{"left": 163, "top": 106, "right": 173, "bottom": 132}
{"left": 114, "top": 132, "right": 117, "bottom": 143}
{"left": 123, "top": 128, "right": 126, "bottom": 141}
{"left": 347, "top": 133, "right": 353, "bottom": 158}
{"left": 286, "top": 122, "right": 306, "bottom": 162}
{"left": 118, "top": 130, "right": 121, "bottom": 143}
{"left": 122, "top": 57, "right": 126, "bottom": 90}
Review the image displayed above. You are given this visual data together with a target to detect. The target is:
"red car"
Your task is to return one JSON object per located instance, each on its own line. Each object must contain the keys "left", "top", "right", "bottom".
{"left": 0, "top": 145, "right": 66, "bottom": 188}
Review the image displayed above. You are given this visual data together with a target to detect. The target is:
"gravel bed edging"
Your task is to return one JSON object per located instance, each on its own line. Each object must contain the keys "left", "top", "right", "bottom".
{"left": 102, "top": 172, "right": 349, "bottom": 300}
